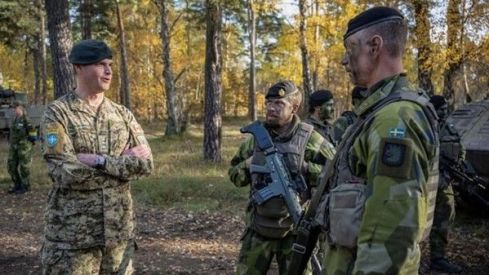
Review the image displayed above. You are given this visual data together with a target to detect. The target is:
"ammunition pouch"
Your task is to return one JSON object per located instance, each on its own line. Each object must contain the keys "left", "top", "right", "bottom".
{"left": 252, "top": 197, "right": 294, "bottom": 238}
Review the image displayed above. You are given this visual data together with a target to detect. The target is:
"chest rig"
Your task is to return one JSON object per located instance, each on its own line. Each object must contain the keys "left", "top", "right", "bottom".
{"left": 250, "top": 122, "right": 313, "bottom": 238}
{"left": 323, "top": 88, "right": 439, "bottom": 243}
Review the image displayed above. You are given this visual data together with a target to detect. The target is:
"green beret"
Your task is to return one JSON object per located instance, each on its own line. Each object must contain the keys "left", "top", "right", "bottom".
{"left": 266, "top": 80, "right": 298, "bottom": 99}
{"left": 309, "top": 89, "right": 333, "bottom": 107}
{"left": 344, "top": 6, "right": 404, "bottom": 40}
{"left": 69, "top": 39, "right": 112, "bottom": 65}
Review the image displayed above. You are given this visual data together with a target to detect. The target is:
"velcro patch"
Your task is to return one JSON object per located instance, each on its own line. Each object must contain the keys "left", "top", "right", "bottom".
{"left": 44, "top": 122, "right": 64, "bottom": 154}
{"left": 377, "top": 137, "right": 413, "bottom": 179}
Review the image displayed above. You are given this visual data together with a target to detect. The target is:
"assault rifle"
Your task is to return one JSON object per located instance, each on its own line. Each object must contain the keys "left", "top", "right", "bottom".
{"left": 441, "top": 156, "right": 489, "bottom": 207}
{"left": 240, "top": 121, "right": 322, "bottom": 274}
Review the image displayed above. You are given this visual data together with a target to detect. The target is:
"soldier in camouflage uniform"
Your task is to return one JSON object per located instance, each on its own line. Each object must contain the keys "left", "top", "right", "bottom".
{"left": 304, "top": 89, "right": 335, "bottom": 144}
{"left": 316, "top": 7, "right": 439, "bottom": 274}
{"left": 428, "top": 95, "right": 463, "bottom": 273}
{"left": 332, "top": 86, "right": 365, "bottom": 144}
{"left": 7, "top": 102, "right": 37, "bottom": 194}
{"left": 41, "top": 39, "right": 153, "bottom": 275}
{"left": 229, "top": 80, "right": 335, "bottom": 275}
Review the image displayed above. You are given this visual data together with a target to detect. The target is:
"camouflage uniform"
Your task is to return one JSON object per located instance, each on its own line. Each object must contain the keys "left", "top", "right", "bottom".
{"left": 319, "top": 74, "right": 439, "bottom": 274}
{"left": 8, "top": 113, "right": 35, "bottom": 192}
{"left": 41, "top": 92, "right": 153, "bottom": 274}
{"left": 429, "top": 122, "right": 464, "bottom": 260}
{"left": 304, "top": 115, "right": 335, "bottom": 145}
{"left": 332, "top": 111, "right": 357, "bottom": 145}
{"left": 229, "top": 115, "right": 335, "bottom": 275}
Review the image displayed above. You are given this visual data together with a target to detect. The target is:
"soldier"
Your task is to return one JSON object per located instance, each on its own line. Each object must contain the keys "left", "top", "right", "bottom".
{"left": 316, "top": 7, "right": 439, "bottom": 274}
{"left": 229, "top": 80, "right": 335, "bottom": 275}
{"left": 331, "top": 86, "right": 366, "bottom": 144}
{"left": 40, "top": 39, "right": 153, "bottom": 274}
{"left": 428, "top": 95, "right": 463, "bottom": 273}
{"left": 304, "top": 89, "right": 335, "bottom": 144}
{"left": 7, "top": 101, "right": 37, "bottom": 194}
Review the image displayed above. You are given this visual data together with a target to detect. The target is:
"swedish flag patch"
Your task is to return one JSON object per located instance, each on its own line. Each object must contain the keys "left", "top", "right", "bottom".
{"left": 389, "top": 128, "right": 405, "bottom": 138}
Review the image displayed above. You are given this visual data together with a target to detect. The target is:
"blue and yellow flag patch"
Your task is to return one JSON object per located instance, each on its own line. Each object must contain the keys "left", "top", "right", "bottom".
{"left": 388, "top": 128, "right": 405, "bottom": 138}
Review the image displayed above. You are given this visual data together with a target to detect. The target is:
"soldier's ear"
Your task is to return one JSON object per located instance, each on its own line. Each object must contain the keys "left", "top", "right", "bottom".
{"left": 367, "top": 35, "right": 382, "bottom": 58}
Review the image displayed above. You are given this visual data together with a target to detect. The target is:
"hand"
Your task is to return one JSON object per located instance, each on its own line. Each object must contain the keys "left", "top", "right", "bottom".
{"left": 77, "top": 153, "right": 101, "bottom": 167}
{"left": 123, "top": 144, "right": 151, "bottom": 160}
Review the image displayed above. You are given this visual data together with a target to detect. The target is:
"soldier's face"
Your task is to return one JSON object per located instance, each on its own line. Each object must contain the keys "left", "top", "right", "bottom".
{"left": 14, "top": 106, "right": 23, "bottom": 117}
{"left": 342, "top": 31, "right": 375, "bottom": 87}
{"left": 319, "top": 99, "right": 335, "bottom": 120}
{"left": 77, "top": 59, "right": 113, "bottom": 93}
{"left": 437, "top": 103, "right": 449, "bottom": 121}
{"left": 265, "top": 97, "right": 297, "bottom": 128}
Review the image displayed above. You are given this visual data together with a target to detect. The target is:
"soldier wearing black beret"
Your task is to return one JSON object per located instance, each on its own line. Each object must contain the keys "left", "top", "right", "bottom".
{"left": 304, "top": 89, "right": 335, "bottom": 144}
{"left": 308, "top": 6, "right": 440, "bottom": 275}
{"left": 229, "top": 80, "right": 336, "bottom": 274}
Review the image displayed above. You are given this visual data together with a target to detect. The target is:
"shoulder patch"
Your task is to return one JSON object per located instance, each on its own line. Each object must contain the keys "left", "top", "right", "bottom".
{"left": 377, "top": 137, "right": 413, "bottom": 179}
{"left": 388, "top": 128, "right": 405, "bottom": 138}
{"left": 43, "top": 122, "right": 64, "bottom": 154}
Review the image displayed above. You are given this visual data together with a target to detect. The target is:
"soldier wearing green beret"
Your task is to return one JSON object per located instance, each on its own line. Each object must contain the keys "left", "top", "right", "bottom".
{"left": 229, "top": 80, "right": 335, "bottom": 275}
{"left": 41, "top": 39, "right": 153, "bottom": 275}
{"left": 304, "top": 89, "right": 336, "bottom": 144}
{"left": 7, "top": 101, "right": 36, "bottom": 194}
{"left": 314, "top": 7, "right": 439, "bottom": 274}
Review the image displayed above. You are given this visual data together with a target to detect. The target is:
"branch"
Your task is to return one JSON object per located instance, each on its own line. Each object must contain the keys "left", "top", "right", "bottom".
{"left": 174, "top": 67, "right": 187, "bottom": 84}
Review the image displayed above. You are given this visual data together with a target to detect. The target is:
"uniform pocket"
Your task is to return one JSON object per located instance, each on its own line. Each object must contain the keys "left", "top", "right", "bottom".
{"left": 328, "top": 183, "right": 367, "bottom": 248}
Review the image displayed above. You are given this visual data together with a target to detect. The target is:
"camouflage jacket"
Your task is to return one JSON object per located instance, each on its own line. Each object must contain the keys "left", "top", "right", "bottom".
{"left": 439, "top": 122, "right": 465, "bottom": 187}
{"left": 332, "top": 111, "right": 357, "bottom": 145}
{"left": 304, "top": 115, "right": 335, "bottom": 145}
{"left": 9, "top": 114, "right": 33, "bottom": 145}
{"left": 228, "top": 116, "right": 336, "bottom": 212}
{"left": 41, "top": 92, "right": 153, "bottom": 249}
{"left": 325, "top": 74, "right": 439, "bottom": 274}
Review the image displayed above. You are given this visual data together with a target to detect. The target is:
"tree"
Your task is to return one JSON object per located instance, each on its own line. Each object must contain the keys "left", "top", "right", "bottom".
{"left": 116, "top": 0, "right": 132, "bottom": 110}
{"left": 80, "top": 0, "right": 92, "bottom": 39}
{"left": 156, "top": 0, "right": 183, "bottom": 135}
{"left": 412, "top": 0, "right": 434, "bottom": 95}
{"left": 443, "top": 0, "right": 463, "bottom": 109}
{"left": 203, "top": 0, "right": 222, "bottom": 162}
{"left": 33, "top": 0, "right": 48, "bottom": 104}
{"left": 299, "top": 0, "right": 313, "bottom": 110}
{"left": 45, "top": 0, "right": 74, "bottom": 99}
{"left": 247, "top": 0, "right": 257, "bottom": 121}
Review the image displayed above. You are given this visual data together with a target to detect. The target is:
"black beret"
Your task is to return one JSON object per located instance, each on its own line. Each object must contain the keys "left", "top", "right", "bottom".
{"left": 344, "top": 6, "right": 404, "bottom": 40}
{"left": 309, "top": 89, "right": 333, "bottom": 107}
{"left": 266, "top": 80, "right": 298, "bottom": 99}
{"left": 69, "top": 39, "right": 112, "bottom": 65}
{"left": 429, "top": 95, "right": 447, "bottom": 110}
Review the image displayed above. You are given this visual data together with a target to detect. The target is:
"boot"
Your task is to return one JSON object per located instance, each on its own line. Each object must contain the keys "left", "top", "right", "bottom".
{"left": 431, "top": 257, "right": 463, "bottom": 273}
{"left": 7, "top": 180, "right": 21, "bottom": 194}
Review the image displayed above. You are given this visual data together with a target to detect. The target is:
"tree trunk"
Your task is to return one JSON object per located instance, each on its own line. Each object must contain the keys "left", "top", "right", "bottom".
{"left": 203, "top": 0, "right": 222, "bottom": 162}
{"left": 299, "top": 0, "right": 313, "bottom": 110}
{"left": 158, "top": 0, "right": 181, "bottom": 135}
{"left": 312, "top": 0, "right": 320, "bottom": 90}
{"left": 81, "top": 0, "right": 92, "bottom": 39}
{"left": 32, "top": 46, "right": 41, "bottom": 104}
{"left": 412, "top": 0, "right": 434, "bottom": 96}
{"left": 443, "top": 0, "right": 463, "bottom": 110}
{"left": 45, "top": 0, "right": 74, "bottom": 99}
{"left": 247, "top": 0, "right": 257, "bottom": 121}
{"left": 116, "top": 1, "right": 132, "bottom": 110}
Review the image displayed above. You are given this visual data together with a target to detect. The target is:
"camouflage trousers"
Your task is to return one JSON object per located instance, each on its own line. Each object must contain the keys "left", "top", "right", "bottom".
{"left": 41, "top": 240, "right": 135, "bottom": 275}
{"left": 236, "top": 228, "right": 311, "bottom": 275}
{"left": 7, "top": 141, "right": 32, "bottom": 191}
{"left": 429, "top": 183, "right": 456, "bottom": 259}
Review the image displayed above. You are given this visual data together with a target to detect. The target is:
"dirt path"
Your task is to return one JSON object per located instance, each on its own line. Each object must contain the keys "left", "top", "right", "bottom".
{"left": 0, "top": 189, "right": 488, "bottom": 274}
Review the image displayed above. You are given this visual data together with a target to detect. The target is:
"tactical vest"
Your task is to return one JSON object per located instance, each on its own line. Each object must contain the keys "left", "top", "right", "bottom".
{"left": 325, "top": 89, "right": 439, "bottom": 244}
{"left": 250, "top": 122, "right": 314, "bottom": 239}
{"left": 439, "top": 123, "right": 462, "bottom": 186}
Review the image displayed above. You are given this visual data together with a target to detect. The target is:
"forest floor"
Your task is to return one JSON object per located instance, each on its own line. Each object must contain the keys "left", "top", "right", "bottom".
{"left": 0, "top": 119, "right": 488, "bottom": 274}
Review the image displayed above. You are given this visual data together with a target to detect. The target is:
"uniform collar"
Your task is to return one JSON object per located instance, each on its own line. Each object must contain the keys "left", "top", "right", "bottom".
{"left": 307, "top": 114, "right": 329, "bottom": 128}
{"left": 68, "top": 91, "right": 111, "bottom": 114}
{"left": 354, "top": 73, "right": 407, "bottom": 116}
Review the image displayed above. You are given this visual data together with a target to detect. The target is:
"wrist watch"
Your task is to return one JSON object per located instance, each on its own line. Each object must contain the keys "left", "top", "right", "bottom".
{"left": 95, "top": 155, "right": 106, "bottom": 169}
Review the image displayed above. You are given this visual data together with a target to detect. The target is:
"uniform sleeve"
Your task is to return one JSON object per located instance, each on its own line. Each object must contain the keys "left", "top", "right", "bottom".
{"left": 102, "top": 111, "right": 153, "bottom": 180}
{"left": 228, "top": 137, "right": 254, "bottom": 187}
{"left": 351, "top": 102, "right": 437, "bottom": 273}
{"left": 304, "top": 131, "right": 336, "bottom": 186}
{"left": 42, "top": 107, "right": 110, "bottom": 190}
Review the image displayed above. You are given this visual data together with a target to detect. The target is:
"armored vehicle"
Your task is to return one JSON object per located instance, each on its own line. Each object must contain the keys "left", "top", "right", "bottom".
{"left": 447, "top": 100, "right": 489, "bottom": 210}
{"left": 0, "top": 87, "right": 44, "bottom": 137}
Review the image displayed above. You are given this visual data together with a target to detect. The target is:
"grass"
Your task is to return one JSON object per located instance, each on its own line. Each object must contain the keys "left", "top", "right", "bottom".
{"left": 0, "top": 117, "right": 252, "bottom": 213}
